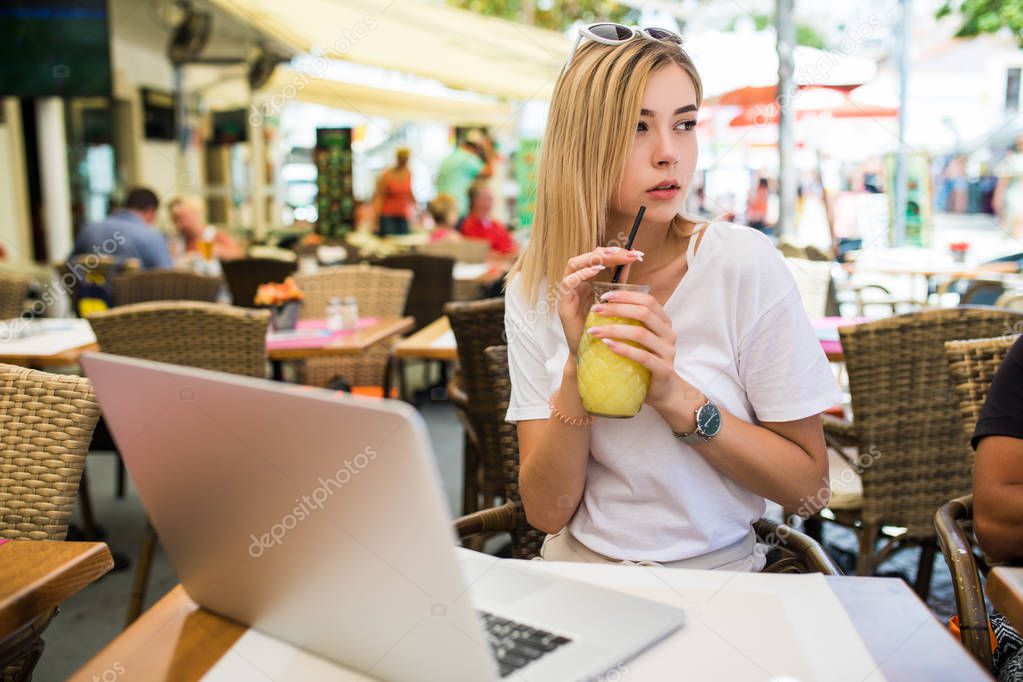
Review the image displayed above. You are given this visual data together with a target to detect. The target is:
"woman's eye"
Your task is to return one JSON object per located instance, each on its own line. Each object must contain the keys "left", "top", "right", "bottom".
{"left": 636, "top": 121, "right": 648, "bottom": 132}
{"left": 677, "top": 120, "right": 697, "bottom": 131}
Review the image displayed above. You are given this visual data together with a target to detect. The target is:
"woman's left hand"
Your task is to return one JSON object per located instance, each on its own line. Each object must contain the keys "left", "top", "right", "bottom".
{"left": 584, "top": 289, "right": 696, "bottom": 414}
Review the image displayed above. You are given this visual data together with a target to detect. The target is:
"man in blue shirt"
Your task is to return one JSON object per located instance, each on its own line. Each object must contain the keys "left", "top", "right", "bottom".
{"left": 72, "top": 187, "right": 173, "bottom": 269}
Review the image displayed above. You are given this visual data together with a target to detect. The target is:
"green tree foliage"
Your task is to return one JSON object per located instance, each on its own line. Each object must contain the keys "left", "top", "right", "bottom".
{"left": 447, "top": 0, "right": 639, "bottom": 32}
{"left": 937, "top": 0, "right": 1023, "bottom": 47}
{"left": 730, "top": 13, "right": 825, "bottom": 49}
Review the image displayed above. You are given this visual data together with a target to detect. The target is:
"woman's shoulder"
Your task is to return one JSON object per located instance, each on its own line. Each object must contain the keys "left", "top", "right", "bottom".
{"left": 698, "top": 220, "right": 779, "bottom": 264}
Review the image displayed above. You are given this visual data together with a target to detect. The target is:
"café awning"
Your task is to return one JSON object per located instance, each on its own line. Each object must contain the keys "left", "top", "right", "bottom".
{"left": 257, "top": 67, "right": 513, "bottom": 125}
{"left": 207, "top": 0, "right": 570, "bottom": 101}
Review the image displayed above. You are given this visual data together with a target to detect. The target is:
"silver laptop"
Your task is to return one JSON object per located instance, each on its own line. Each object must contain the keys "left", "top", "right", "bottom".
{"left": 82, "top": 352, "right": 683, "bottom": 681}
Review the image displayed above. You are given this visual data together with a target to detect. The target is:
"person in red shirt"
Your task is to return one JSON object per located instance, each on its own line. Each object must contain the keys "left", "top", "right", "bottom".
{"left": 461, "top": 182, "right": 518, "bottom": 257}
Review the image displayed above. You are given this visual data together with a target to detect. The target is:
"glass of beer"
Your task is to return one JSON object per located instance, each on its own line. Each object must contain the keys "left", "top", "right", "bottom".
{"left": 198, "top": 227, "right": 216, "bottom": 261}
{"left": 576, "top": 281, "right": 652, "bottom": 418}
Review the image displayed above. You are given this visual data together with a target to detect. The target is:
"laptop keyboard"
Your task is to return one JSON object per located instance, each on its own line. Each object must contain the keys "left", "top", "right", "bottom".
{"left": 478, "top": 610, "right": 573, "bottom": 678}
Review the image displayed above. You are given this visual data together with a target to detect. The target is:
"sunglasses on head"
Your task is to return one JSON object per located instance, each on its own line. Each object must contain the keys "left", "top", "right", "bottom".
{"left": 565, "top": 23, "right": 684, "bottom": 70}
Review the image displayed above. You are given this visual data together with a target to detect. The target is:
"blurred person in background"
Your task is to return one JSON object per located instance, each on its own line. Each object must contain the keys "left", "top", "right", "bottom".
{"left": 994, "top": 135, "right": 1023, "bottom": 240}
{"left": 436, "top": 129, "right": 493, "bottom": 217}
{"left": 461, "top": 181, "right": 517, "bottom": 258}
{"left": 428, "top": 194, "right": 463, "bottom": 243}
{"left": 373, "top": 148, "right": 416, "bottom": 236}
{"left": 72, "top": 187, "right": 173, "bottom": 269}
{"left": 745, "top": 176, "right": 770, "bottom": 233}
{"left": 169, "top": 195, "right": 244, "bottom": 264}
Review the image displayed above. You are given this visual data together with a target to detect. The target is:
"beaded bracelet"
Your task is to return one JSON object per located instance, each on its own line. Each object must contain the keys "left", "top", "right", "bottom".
{"left": 548, "top": 391, "right": 595, "bottom": 427}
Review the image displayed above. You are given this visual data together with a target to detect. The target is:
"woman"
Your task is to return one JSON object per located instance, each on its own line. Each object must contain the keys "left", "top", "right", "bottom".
{"left": 169, "top": 195, "right": 243, "bottom": 263}
{"left": 374, "top": 148, "right": 416, "bottom": 236}
{"left": 505, "top": 25, "right": 842, "bottom": 571}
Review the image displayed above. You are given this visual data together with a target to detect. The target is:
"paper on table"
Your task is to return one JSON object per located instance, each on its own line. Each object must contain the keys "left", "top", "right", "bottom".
{"left": 203, "top": 553, "right": 885, "bottom": 682}
{"left": 0, "top": 319, "right": 96, "bottom": 356}
{"left": 452, "top": 262, "right": 489, "bottom": 280}
{"left": 430, "top": 330, "right": 456, "bottom": 349}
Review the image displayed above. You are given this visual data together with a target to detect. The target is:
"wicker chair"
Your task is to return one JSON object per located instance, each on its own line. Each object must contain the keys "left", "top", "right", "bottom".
{"left": 221, "top": 257, "right": 297, "bottom": 308}
{"left": 0, "top": 364, "right": 102, "bottom": 680}
{"left": 110, "top": 269, "right": 222, "bottom": 306}
{"left": 935, "top": 334, "right": 1019, "bottom": 669}
{"left": 0, "top": 274, "right": 30, "bottom": 320}
{"left": 374, "top": 254, "right": 454, "bottom": 332}
{"left": 455, "top": 346, "right": 842, "bottom": 574}
{"left": 820, "top": 307, "right": 1023, "bottom": 597}
{"left": 444, "top": 298, "right": 506, "bottom": 516}
{"left": 995, "top": 290, "right": 1023, "bottom": 312}
{"left": 292, "top": 265, "right": 413, "bottom": 388}
{"left": 86, "top": 301, "right": 270, "bottom": 626}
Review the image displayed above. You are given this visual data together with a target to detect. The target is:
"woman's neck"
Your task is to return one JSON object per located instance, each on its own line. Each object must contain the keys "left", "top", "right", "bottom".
{"left": 604, "top": 216, "right": 689, "bottom": 272}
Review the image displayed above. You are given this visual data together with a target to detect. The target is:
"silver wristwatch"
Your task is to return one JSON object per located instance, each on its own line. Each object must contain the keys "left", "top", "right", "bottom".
{"left": 672, "top": 399, "right": 722, "bottom": 445}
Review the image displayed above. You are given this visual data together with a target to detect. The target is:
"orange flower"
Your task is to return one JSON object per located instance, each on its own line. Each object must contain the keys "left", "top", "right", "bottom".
{"left": 254, "top": 277, "right": 305, "bottom": 306}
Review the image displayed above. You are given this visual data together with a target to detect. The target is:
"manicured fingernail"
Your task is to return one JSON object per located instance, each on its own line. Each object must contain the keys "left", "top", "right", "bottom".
{"left": 589, "top": 264, "right": 606, "bottom": 271}
{"left": 631, "top": 250, "right": 645, "bottom": 261}
{"left": 606, "top": 246, "right": 621, "bottom": 252}
{"left": 591, "top": 304, "right": 605, "bottom": 313}
{"left": 602, "top": 338, "right": 617, "bottom": 347}
{"left": 599, "top": 292, "right": 615, "bottom": 302}
{"left": 587, "top": 326, "right": 602, "bottom": 335}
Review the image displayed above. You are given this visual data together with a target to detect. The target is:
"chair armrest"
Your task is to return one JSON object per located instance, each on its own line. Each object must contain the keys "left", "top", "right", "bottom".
{"left": 934, "top": 495, "right": 993, "bottom": 669}
{"left": 822, "top": 413, "right": 858, "bottom": 449}
{"left": 454, "top": 502, "right": 519, "bottom": 540}
{"left": 754, "top": 518, "right": 843, "bottom": 575}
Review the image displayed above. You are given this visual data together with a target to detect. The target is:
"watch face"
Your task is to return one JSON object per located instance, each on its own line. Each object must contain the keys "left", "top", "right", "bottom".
{"left": 697, "top": 402, "right": 722, "bottom": 437}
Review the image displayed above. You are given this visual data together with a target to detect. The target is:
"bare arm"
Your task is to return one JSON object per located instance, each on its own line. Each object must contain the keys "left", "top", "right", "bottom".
{"left": 657, "top": 379, "right": 829, "bottom": 513}
{"left": 516, "top": 358, "right": 591, "bottom": 534}
{"left": 974, "top": 435, "right": 1023, "bottom": 563}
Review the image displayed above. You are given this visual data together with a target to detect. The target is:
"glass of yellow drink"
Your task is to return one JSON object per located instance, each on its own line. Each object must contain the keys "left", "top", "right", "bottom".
{"left": 576, "top": 281, "right": 652, "bottom": 418}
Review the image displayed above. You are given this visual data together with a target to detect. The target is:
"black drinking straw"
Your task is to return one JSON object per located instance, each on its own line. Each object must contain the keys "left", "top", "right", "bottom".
{"left": 611, "top": 205, "right": 646, "bottom": 284}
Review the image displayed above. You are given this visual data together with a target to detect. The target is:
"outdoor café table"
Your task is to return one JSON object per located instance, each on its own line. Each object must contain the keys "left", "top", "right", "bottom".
{"left": 386, "top": 315, "right": 458, "bottom": 400}
{"left": 70, "top": 553, "right": 989, "bottom": 681}
{"left": 813, "top": 316, "right": 870, "bottom": 363}
{"left": 987, "top": 567, "right": 1023, "bottom": 633}
{"left": 0, "top": 318, "right": 98, "bottom": 368}
{"left": 1, "top": 541, "right": 113, "bottom": 669}
{"left": 266, "top": 316, "right": 415, "bottom": 381}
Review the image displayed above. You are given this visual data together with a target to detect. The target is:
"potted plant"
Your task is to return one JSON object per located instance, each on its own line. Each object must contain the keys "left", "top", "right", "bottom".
{"left": 255, "top": 277, "right": 304, "bottom": 331}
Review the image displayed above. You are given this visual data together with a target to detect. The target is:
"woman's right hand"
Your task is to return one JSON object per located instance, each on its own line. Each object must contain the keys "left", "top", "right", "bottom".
{"left": 556, "top": 247, "right": 644, "bottom": 356}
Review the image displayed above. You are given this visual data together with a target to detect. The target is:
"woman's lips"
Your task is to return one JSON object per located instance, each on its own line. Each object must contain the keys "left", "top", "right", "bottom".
{"left": 646, "top": 187, "right": 679, "bottom": 200}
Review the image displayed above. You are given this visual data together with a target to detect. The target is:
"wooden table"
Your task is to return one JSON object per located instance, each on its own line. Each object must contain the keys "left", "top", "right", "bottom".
{"left": 393, "top": 316, "right": 456, "bottom": 361}
{"left": 71, "top": 571, "right": 987, "bottom": 681}
{"left": 1, "top": 541, "right": 113, "bottom": 671}
{"left": 0, "top": 319, "right": 98, "bottom": 368}
{"left": 987, "top": 567, "right": 1023, "bottom": 632}
{"left": 267, "top": 316, "right": 415, "bottom": 382}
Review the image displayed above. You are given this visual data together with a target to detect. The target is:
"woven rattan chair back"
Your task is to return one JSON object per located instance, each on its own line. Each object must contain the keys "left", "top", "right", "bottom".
{"left": 375, "top": 254, "right": 455, "bottom": 332}
{"left": 111, "top": 269, "right": 222, "bottom": 306}
{"left": 87, "top": 301, "right": 269, "bottom": 378}
{"left": 946, "top": 334, "right": 1020, "bottom": 440}
{"left": 221, "top": 258, "right": 297, "bottom": 309}
{"left": 483, "top": 345, "right": 546, "bottom": 559}
{"left": 840, "top": 307, "right": 1023, "bottom": 538}
{"left": 0, "top": 274, "right": 29, "bottom": 320}
{"left": 445, "top": 298, "right": 506, "bottom": 504}
{"left": 292, "top": 266, "right": 413, "bottom": 386}
{"left": 0, "top": 365, "right": 100, "bottom": 540}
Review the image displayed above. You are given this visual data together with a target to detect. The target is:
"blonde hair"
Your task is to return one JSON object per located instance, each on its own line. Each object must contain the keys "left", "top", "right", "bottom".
{"left": 168, "top": 194, "right": 206, "bottom": 220}
{"left": 428, "top": 193, "right": 458, "bottom": 226}
{"left": 509, "top": 36, "right": 703, "bottom": 304}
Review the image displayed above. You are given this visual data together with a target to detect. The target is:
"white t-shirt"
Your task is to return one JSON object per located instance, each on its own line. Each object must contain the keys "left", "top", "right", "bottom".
{"left": 505, "top": 221, "right": 844, "bottom": 562}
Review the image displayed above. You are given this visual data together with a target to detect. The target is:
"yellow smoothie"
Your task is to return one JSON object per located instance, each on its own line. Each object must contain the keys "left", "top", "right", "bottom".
{"left": 576, "top": 311, "right": 651, "bottom": 418}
